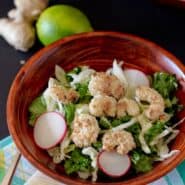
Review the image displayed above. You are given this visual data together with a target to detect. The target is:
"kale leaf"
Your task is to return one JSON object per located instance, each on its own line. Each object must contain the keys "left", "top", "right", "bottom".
{"left": 152, "top": 72, "right": 183, "bottom": 114}
{"left": 165, "top": 96, "right": 183, "bottom": 114}
{"left": 144, "top": 121, "right": 165, "bottom": 144}
{"left": 99, "top": 117, "right": 112, "bottom": 129}
{"left": 152, "top": 72, "right": 178, "bottom": 98}
{"left": 75, "top": 82, "right": 92, "bottom": 103}
{"left": 28, "top": 96, "right": 46, "bottom": 126}
{"left": 66, "top": 74, "right": 73, "bottom": 83}
{"left": 64, "top": 103, "right": 76, "bottom": 124}
{"left": 64, "top": 148, "right": 92, "bottom": 175}
{"left": 111, "top": 115, "right": 132, "bottom": 127}
{"left": 92, "top": 141, "right": 102, "bottom": 150}
{"left": 68, "top": 67, "right": 82, "bottom": 75}
{"left": 66, "top": 67, "right": 82, "bottom": 83}
{"left": 126, "top": 123, "right": 141, "bottom": 147}
{"left": 131, "top": 149, "right": 153, "bottom": 173}
{"left": 99, "top": 115, "right": 132, "bottom": 129}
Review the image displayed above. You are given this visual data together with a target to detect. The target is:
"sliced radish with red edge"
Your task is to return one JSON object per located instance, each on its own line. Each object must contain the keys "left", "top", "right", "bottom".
{"left": 33, "top": 112, "right": 67, "bottom": 149}
{"left": 123, "top": 69, "right": 150, "bottom": 97}
{"left": 98, "top": 151, "right": 131, "bottom": 177}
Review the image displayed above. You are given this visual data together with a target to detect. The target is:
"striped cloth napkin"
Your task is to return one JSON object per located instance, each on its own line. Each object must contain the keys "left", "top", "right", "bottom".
{"left": 0, "top": 136, "right": 185, "bottom": 185}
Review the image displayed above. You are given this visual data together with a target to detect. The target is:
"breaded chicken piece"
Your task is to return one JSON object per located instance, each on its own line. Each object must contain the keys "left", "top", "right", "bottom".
{"left": 50, "top": 85, "right": 79, "bottom": 104}
{"left": 71, "top": 114, "right": 100, "bottom": 147}
{"left": 117, "top": 98, "right": 140, "bottom": 118}
{"left": 102, "top": 130, "right": 136, "bottom": 155}
{"left": 135, "top": 86, "right": 165, "bottom": 120}
{"left": 88, "top": 72, "right": 125, "bottom": 99}
{"left": 89, "top": 95, "right": 117, "bottom": 117}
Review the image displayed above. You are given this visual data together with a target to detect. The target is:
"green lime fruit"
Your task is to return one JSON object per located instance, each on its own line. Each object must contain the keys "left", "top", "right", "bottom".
{"left": 36, "top": 5, "right": 93, "bottom": 45}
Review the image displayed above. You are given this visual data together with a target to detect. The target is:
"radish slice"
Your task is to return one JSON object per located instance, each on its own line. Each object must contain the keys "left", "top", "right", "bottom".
{"left": 123, "top": 69, "right": 150, "bottom": 97}
{"left": 33, "top": 112, "right": 67, "bottom": 149}
{"left": 98, "top": 151, "right": 131, "bottom": 177}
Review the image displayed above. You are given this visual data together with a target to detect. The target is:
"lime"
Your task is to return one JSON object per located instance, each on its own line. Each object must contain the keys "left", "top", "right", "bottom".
{"left": 36, "top": 5, "right": 93, "bottom": 45}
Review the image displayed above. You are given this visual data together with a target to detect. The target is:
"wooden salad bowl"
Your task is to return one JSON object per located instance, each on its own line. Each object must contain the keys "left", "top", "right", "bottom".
{"left": 7, "top": 32, "right": 185, "bottom": 185}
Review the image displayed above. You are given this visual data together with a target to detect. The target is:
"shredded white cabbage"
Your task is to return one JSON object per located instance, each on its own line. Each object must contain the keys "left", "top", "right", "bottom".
{"left": 75, "top": 104, "right": 89, "bottom": 115}
{"left": 82, "top": 147, "right": 98, "bottom": 168}
{"left": 106, "top": 60, "right": 123, "bottom": 74}
{"left": 156, "top": 141, "right": 180, "bottom": 161}
{"left": 137, "top": 114, "right": 152, "bottom": 154}
{"left": 48, "top": 77, "right": 60, "bottom": 88}
{"left": 43, "top": 86, "right": 65, "bottom": 115}
{"left": 139, "top": 133, "right": 151, "bottom": 154}
{"left": 56, "top": 101, "right": 65, "bottom": 116}
{"left": 154, "top": 132, "right": 180, "bottom": 161}
{"left": 55, "top": 65, "right": 69, "bottom": 87}
{"left": 43, "top": 88, "right": 58, "bottom": 112}
{"left": 156, "top": 140, "right": 169, "bottom": 158}
{"left": 159, "top": 150, "right": 180, "bottom": 160}
{"left": 69, "top": 67, "right": 95, "bottom": 87}
{"left": 91, "top": 168, "right": 98, "bottom": 182}
{"left": 47, "top": 133, "right": 70, "bottom": 164}
{"left": 78, "top": 170, "right": 98, "bottom": 182}
{"left": 137, "top": 114, "right": 153, "bottom": 133}
{"left": 78, "top": 171, "right": 91, "bottom": 180}
{"left": 59, "top": 133, "right": 71, "bottom": 161}
{"left": 150, "top": 127, "right": 173, "bottom": 146}
{"left": 111, "top": 116, "right": 149, "bottom": 155}
{"left": 166, "top": 130, "right": 179, "bottom": 144}
{"left": 106, "top": 68, "right": 112, "bottom": 75}
{"left": 47, "top": 146, "right": 61, "bottom": 164}
{"left": 82, "top": 147, "right": 98, "bottom": 182}
{"left": 112, "top": 118, "right": 137, "bottom": 132}
{"left": 43, "top": 77, "right": 66, "bottom": 114}
{"left": 111, "top": 59, "right": 128, "bottom": 89}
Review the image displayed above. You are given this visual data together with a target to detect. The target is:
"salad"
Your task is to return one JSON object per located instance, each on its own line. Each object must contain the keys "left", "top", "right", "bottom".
{"left": 28, "top": 59, "right": 183, "bottom": 182}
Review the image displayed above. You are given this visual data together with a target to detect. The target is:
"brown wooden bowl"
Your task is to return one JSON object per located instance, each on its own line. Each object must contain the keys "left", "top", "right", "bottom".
{"left": 7, "top": 31, "right": 185, "bottom": 185}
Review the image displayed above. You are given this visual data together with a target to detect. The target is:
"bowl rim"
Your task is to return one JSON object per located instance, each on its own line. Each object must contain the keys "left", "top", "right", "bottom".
{"left": 6, "top": 31, "right": 185, "bottom": 185}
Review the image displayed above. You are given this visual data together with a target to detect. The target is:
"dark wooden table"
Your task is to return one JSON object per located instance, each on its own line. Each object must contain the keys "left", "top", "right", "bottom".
{"left": 1, "top": 0, "right": 185, "bottom": 139}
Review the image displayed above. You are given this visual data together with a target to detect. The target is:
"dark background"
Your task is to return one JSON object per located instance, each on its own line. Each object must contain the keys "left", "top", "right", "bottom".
{"left": 0, "top": 0, "right": 185, "bottom": 139}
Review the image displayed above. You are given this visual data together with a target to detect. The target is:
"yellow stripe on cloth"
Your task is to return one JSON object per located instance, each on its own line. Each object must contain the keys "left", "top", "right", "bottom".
{"left": 0, "top": 151, "right": 5, "bottom": 182}
{"left": 0, "top": 151, "right": 5, "bottom": 168}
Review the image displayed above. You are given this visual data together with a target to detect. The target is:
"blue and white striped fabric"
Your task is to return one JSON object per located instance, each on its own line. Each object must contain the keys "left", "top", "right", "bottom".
{"left": 0, "top": 136, "right": 185, "bottom": 185}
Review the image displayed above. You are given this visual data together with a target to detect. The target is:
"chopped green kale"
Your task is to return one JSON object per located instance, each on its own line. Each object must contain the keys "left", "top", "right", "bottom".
{"left": 68, "top": 67, "right": 82, "bottom": 75}
{"left": 64, "top": 148, "right": 92, "bottom": 175}
{"left": 131, "top": 149, "right": 153, "bottom": 173}
{"left": 92, "top": 141, "right": 102, "bottom": 150}
{"left": 99, "top": 117, "right": 112, "bottom": 129}
{"left": 144, "top": 121, "right": 165, "bottom": 144}
{"left": 99, "top": 115, "right": 132, "bottom": 129}
{"left": 152, "top": 72, "right": 183, "bottom": 114}
{"left": 126, "top": 123, "right": 141, "bottom": 147}
{"left": 64, "top": 144, "right": 76, "bottom": 153}
{"left": 111, "top": 115, "right": 132, "bottom": 127}
{"left": 55, "top": 65, "right": 69, "bottom": 87}
{"left": 152, "top": 72, "right": 178, "bottom": 98}
{"left": 64, "top": 103, "right": 76, "bottom": 124}
{"left": 65, "top": 67, "right": 82, "bottom": 83}
{"left": 28, "top": 96, "right": 46, "bottom": 126}
{"left": 165, "top": 96, "right": 183, "bottom": 114}
{"left": 75, "top": 82, "right": 92, "bottom": 103}
{"left": 66, "top": 74, "right": 73, "bottom": 83}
